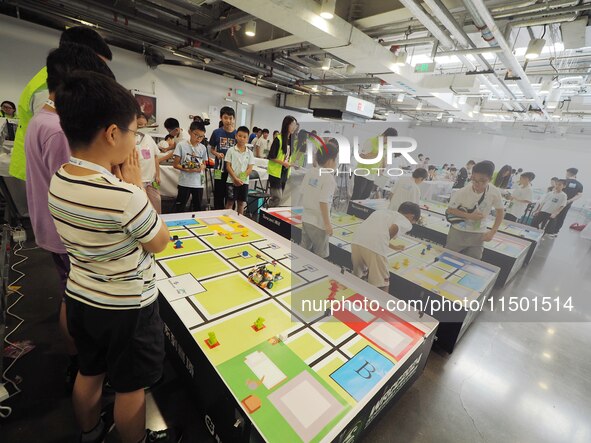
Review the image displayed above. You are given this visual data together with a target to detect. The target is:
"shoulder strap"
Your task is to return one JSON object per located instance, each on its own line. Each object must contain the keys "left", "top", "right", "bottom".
{"left": 477, "top": 185, "right": 487, "bottom": 206}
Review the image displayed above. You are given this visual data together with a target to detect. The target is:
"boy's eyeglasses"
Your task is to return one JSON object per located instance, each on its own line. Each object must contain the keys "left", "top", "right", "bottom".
{"left": 119, "top": 127, "right": 145, "bottom": 144}
{"left": 190, "top": 132, "right": 205, "bottom": 140}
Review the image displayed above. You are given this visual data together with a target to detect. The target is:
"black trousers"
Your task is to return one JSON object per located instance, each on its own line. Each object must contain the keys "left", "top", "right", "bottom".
{"left": 351, "top": 176, "right": 374, "bottom": 200}
{"left": 532, "top": 211, "right": 558, "bottom": 234}
{"left": 175, "top": 185, "right": 203, "bottom": 212}
{"left": 214, "top": 171, "right": 229, "bottom": 209}
{"left": 554, "top": 202, "right": 572, "bottom": 233}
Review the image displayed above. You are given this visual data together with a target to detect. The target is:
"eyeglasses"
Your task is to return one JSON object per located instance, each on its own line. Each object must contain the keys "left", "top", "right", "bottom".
{"left": 1, "top": 105, "right": 15, "bottom": 111}
{"left": 190, "top": 132, "right": 205, "bottom": 140}
{"left": 471, "top": 178, "right": 489, "bottom": 185}
{"left": 119, "top": 126, "right": 145, "bottom": 144}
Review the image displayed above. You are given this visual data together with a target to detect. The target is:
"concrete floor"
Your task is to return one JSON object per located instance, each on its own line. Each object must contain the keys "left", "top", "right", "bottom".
{"left": 1, "top": 213, "right": 590, "bottom": 442}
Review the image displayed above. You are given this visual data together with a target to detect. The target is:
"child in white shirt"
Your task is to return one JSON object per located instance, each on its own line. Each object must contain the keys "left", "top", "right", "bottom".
{"left": 225, "top": 126, "right": 255, "bottom": 215}
{"left": 532, "top": 179, "right": 567, "bottom": 236}
{"left": 351, "top": 203, "right": 421, "bottom": 291}
{"left": 504, "top": 172, "right": 535, "bottom": 222}
{"left": 173, "top": 121, "right": 208, "bottom": 212}
{"left": 136, "top": 116, "right": 161, "bottom": 213}
{"left": 388, "top": 168, "right": 428, "bottom": 211}
{"left": 300, "top": 140, "right": 339, "bottom": 258}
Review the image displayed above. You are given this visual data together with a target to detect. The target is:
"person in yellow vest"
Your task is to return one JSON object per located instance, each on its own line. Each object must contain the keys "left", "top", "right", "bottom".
{"left": 9, "top": 26, "right": 112, "bottom": 180}
{"left": 267, "top": 115, "right": 298, "bottom": 207}
{"left": 351, "top": 127, "right": 398, "bottom": 200}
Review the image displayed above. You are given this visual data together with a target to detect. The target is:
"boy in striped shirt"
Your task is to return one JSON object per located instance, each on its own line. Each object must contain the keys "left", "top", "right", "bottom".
{"left": 49, "top": 72, "right": 174, "bottom": 443}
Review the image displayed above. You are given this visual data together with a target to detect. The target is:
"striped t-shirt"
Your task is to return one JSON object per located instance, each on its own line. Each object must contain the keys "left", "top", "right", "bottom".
{"left": 48, "top": 166, "right": 162, "bottom": 310}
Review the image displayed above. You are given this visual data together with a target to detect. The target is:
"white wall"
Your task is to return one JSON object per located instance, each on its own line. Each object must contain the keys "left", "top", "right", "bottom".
{"left": 0, "top": 14, "right": 314, "bottom": 138}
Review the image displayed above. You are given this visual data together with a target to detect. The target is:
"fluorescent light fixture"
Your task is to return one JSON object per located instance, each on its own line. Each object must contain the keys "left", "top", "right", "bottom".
{"left": 525, "top": 38, "right": 546, "bottom": 59}
{"left": 394, "top": 51, "right": 408, "bottom": 66}
{"left": 346, "top": 64, "right": 356, "bottom": 74}
{"left": 320, "top": 0, "right": 336, "bottom": 19}
{"left": 311, "top": 85, "right": 318, "bottom": 92}
{"left": 468, "top": 111, "right": 474, "bottom": 118}
{"left": 322, "top": 58, "right": 332, "bottom": 70}
{"left": 244, "top": 20, "right": 257, "bottom": 37}
{"left": 397, "top": 93, "right": 405, "bottom": 103}
{"left": 458, "top": 95, "right": 468, "bottom": 105}
{"left": 473, "top": 104, "right": 481, "bottom": 114}
{"left": 452, "top": 95, "right": 459, "bottom": 108}
{"left": 447, "top": 116, "right": 454, "bottom": 123}
{"left": 416, "top": 101, "right": 423, "bottom": 111}
{"left": 437, "top": 112, "right": 443, "bottom": 120}
{"left": 399, "top": 115, "right": 404, "bottom": 120}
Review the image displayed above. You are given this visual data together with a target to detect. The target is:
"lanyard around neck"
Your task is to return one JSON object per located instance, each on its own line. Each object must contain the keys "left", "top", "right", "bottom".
{"left": 69, "top": 157, "right": 114, "bottom": 177}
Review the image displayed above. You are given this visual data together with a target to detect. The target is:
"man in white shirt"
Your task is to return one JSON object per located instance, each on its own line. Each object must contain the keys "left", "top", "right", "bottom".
{"left": 446, "top": 161, "right": 505, "bottom": 260}
{"left": 254, "top": 128, "right": 272, "bottom": 158}
{"left": 504, "top": 172, "right": 535, "bottom": 222}
{"left": 388, "top": 168, "right": 428, "bottom": 211}
{"left": 532, "top": 179, "right": 567, "bottom": 236}
{"left": 351, "top": 203, "right": 421, "bottom": 291}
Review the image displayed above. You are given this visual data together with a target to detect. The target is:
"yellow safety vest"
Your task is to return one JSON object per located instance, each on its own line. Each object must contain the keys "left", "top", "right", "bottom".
{"left": 267, "top": 135, "right": 292, "bottom": 179}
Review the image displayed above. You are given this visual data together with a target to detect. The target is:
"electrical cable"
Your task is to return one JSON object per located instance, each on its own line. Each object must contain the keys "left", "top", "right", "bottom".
{"left": 1, "top": 229, "right": 30, "bottom": 418}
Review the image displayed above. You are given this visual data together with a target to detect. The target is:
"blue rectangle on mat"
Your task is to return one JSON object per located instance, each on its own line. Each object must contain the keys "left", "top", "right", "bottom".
{"left": 330, "top": 346, "right": 394, "bottom": 401}
{"left": 165, "top": 219, "right": 200, "bottom": 227}
{"left": 458, "top": 274, "right": 486, "bottom": 292}
{"left": 438, "top": 252, "right": 469, "bottom": 269}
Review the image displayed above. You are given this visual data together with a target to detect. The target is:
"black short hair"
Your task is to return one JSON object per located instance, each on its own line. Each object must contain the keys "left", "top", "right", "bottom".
{"left": 517, "top": 168, "right": 523, "bottom": 173}
{"left": 412, "top": 168, "right": 428, "bottom": 179}
{"left": 137, "top": 112, "right": 147, "bottom": 120}
{"left": 556, "top": 179, "right": 566, "bottom": 186}
{"left": 220, "top": 106, "right": 235, "bottom": 118}
{"left": 252, "top": 126, "right": 258, "bottom": 132}
{"left": 521, "top": 172, "right": 535, "bottom": 181}
{"left": 567, "top": 167, "right": 578, "bottom": 176}
{"left": 59, "top": 26, "right": 112, "bottom": 61}
{"left": 46, "top": 43, "right": 114, "bottom": 92}
{"left": 1, "top": 100, "right": 16, "bottom": 110}
{"left": 472, "top": 160, "right": 495, "bottom": 178}
{"left": 467, "top": 160, "right": 476, "bottom": 166}
{"left": 450, "top": 167, "right": 457, "bottom": 172}
{"left": 316, "top": 140, "right": 339, "bottom": 165}
{"left": 428, "top": 165, "right": 437, "bottom": 171}
{"left": 236, "top": 126, "right": 250, "bottom": 135}
{"left": 398, "top": 201, "right": 421, "bottom": 222}
{"left": 164, "top": 118, "right": 180, "bottom": 131}
{"left": 189, "top": 121, "right": 206, "bottom": 132}
{"left": 55, "top": 72, "right": 139, "bottom": 150}
{"left": 164, "top": 134, "right": 173, "bottom": 141}
{"left": 262, "top": 128, "right": 269, "bottom": 134}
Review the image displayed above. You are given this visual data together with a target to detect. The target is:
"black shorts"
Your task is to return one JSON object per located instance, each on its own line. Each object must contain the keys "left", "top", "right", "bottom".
{"left": 66, "top": 297, "right": 165, "bottom": 393}
{"left": 226, "top": 183, "right": 249, "bottom": 202}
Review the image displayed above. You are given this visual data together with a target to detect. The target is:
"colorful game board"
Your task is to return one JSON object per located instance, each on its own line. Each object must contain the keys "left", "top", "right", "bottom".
{"left": 157, "top": 211, "right": 437, "bottom": 443}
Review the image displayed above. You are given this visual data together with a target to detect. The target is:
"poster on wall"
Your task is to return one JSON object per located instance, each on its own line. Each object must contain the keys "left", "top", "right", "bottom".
{"left": 133, "top": 91, "right": 157, "bottom": 126}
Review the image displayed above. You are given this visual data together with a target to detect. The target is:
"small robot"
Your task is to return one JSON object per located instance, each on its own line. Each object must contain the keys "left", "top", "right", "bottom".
{"left": 247, "top": 262, "right": 282, "bottom": 289}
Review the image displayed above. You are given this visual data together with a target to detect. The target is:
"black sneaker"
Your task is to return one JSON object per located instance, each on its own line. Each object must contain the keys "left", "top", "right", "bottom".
{"left": 78, "top": 403, "right": 115, "bottom": 443}
{"left": 146, "top": 428, "right": 182, "bottom": 442}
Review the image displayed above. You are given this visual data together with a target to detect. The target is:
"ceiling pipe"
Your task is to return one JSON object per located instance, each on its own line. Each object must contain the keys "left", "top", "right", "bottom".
{"left": 379, "top": 36, "right": 437, "bottom": 46}
{"left": 202, "top": 12, "right": 255, "bottom": 34}
{"left": 491, "top": 1, "right": 538, "bottom": 13}
{"left": 297, "top": 77, "right": 383, "bottom": 86}
{"left": 437, "top": 47, "right": 504, "bottom": 57}
{"left": 419, "top": 0, "right": 521, "bottom": 110}
{"left": 508, "top": 12, "right": 579, "bottom": 28}
{"left": 462, "top": 0, "right": 550, "bottom": 119}
{"left": 494, "top": 0, "right": 581, "bottom": 19}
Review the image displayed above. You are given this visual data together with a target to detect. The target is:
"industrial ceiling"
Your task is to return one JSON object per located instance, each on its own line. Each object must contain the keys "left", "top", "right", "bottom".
{"left": 2, "top": 0, "right": 591, "bottom": 123}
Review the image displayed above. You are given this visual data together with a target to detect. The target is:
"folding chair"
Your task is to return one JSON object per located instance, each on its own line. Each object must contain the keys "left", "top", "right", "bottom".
{"left": 245, "top": 170, "right": 271, "bottom": 218}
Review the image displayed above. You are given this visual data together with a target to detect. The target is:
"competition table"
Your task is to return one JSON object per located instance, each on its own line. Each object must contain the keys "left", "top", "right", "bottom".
{"left": 417, "top": 199, "right": 543, "bottom": 264}
{"left": 259, "top": 208, "right": 499, "bottom": 353}
{"left": 348, "top": 199, "right": 530, "bottom": 287}
{"left": 156, "top": 211, "right": 437, "bottom": 442}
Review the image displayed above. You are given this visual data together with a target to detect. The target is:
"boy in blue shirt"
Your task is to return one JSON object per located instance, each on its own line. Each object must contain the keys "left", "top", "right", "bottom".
{"left": 172, "top": 121, "right": 208, "bottom": 212}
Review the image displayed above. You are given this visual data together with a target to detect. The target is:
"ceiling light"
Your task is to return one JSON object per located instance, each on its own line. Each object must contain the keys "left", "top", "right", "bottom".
{"left": 311, "top": 85, "right": 318, "bottom": 92}
{"left": 452, "top": 95, "right": 459, "bottom": 108}
{"left": 473, "top": 104, "right": 481, "bottom": 114}
{"left": 525, "top": 38, "right": 546, "bottom": 59}
{"left": 416, "top": 101, "right": 423, "bottom": 111}
{"left": 346, "top": 64, "right": 356, "bottom": 74}
{"left": 399, "top": 115, "right": 403, "bottom": 120}
{"left": 244, "top": 20, "right": 257, "bottom": 37}
{"left": 437, "top": 112, "right": 443, "bottom": 120}
{"left": 458, "top": 95, "right": 468, "bottom": 105}
{"left": 320, "top": 0, "right": 336, "bottom": 19}
{"left": 397, "top": 93, "right": 405, "bottom": 103}
{"left": 447, "top": 116, "right": 454, "bottom": 123}
{"left": 322, "top": 58, "right": 332, "bottom": 70}
{"left": 394, "top": 51, "right": 408, "bottom": 66}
